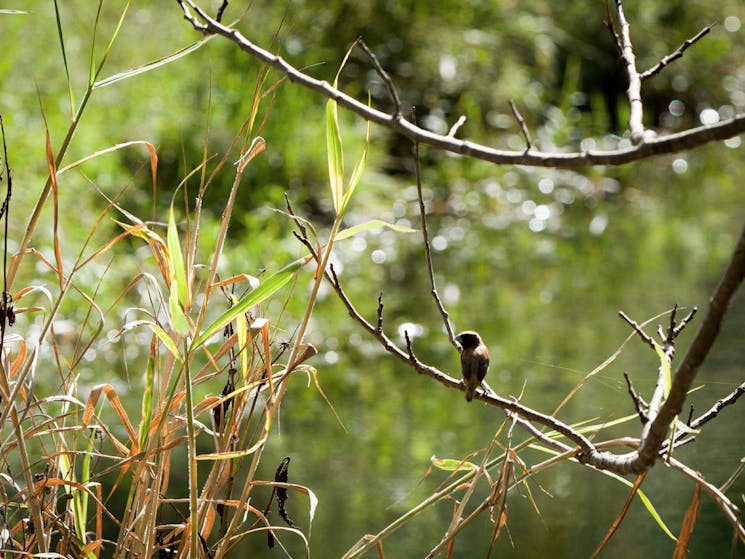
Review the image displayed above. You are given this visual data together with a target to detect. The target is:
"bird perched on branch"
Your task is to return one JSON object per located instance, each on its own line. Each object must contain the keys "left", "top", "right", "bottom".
{"left": 455, "top": 331, "right": 490, "bottom": 402}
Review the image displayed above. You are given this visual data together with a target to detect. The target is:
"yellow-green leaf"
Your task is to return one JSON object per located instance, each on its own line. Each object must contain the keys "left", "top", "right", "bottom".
{"left": 336, "top": 220, "right": 416, "bottom": 241}
{"left": 167, "top": 198, "right": 188, "bottom": 307}
{"left": 654, "top": 342, "right": 672, "bottom": 398}
{"left": 148, "top": 322, "right": 182, "bottom": 362}
{"left": 191, "top": 256, "right": 309, "bottom": 350}
{"left": 431, "top": 456, "right": 478, "bottom": 472}
{"left": 326, "top": 99, "right": 344, "bottom": 214}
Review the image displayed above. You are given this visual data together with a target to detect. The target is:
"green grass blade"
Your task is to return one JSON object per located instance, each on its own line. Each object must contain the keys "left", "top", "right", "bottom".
{"left": 167, "top": 198, "right": 188, "bottom": 307}
{"left": 91, "top": 0, "right": 130, "bottom": 83}
{"left": 167, "top": 198, "right": 190, "bottom": 335}
{"left": 88, "top": 1, "right": 103, "bottom": 86}
{"left": 138, "top": 354, "right": 155, "bottom": 450}
{"left": 52, "top": 0, "right": 76, "bottom": 115}
{"left": 148, "top": 322, "right": 182, "bottom": 362}
{"left": 191, "top": 256, "right": 309, "bottom": 350}
{"left": 94, "top": 37, "right": 213, "bottom": 89}
{"left": 654, "top": 342, "right": 672, "bottom": 398}
{"left": 604, "top": 470, "right": 677, "bottom": 541}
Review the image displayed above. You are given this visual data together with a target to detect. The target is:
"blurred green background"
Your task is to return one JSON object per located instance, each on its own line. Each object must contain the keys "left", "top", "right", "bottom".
{"left": 1, "top": 1, "right": 744, "bottom": 557}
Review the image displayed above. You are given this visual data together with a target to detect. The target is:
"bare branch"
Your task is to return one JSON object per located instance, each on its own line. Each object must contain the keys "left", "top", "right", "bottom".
{"left": 640, "top": 25, "right": 714, "bottom": 81}
{"left": 177, "top": 0, "right": 745, "bottom": 168}
{"left": 630, "top": 221, "right": 745, "bottom": 472}
{"left": 614, "top": 0, "right": 645, "bottom": 144}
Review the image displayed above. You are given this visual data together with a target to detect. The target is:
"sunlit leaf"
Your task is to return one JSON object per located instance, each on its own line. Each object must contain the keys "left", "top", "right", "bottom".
{"left": 431, "top": 456, "right": 478, "bottom": 472}
{"left": 94, "top": 37, "right": 213, "bottom": 88}
{"left": 326, "top": 99, "right": 344, "bottom": 214}
{"left": 148, "top": 322, "right": 182, "bottom": 363}
{"left": 336, "top": 220, "right": 416, "bottom": 241}
{"left": 191, "top": 256, "right": 309, "bottom": 350}
{"left": 138, "top": 351, "right": 156, "bottom": 450}
{"left": 167, "top": 197, "right": 188, "bottom": 307}
{"left": 654, "top": 342, "right": 672, "bottom": 398}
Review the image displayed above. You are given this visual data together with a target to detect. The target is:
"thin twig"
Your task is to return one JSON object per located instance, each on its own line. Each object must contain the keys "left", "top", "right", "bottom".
{"left": 411, "top": 109, "right": 457, "bottom": 344}
{"left": 689, "top": 380, "right": 745, "bottom": 430}
{"left": 509, "top": 99, "right": 532, "bottom": 152}
{"left": 447, "top": 115, "right": 467, "bottom": 138}
{"left": 602, "top": 0, "right": 622, "bottom": 56}
{"left": 376, "top": 292, "right": 384, "bottom": 334}
{"left": 356, "top": 39, "right": 401, "bottom": 116}
{"left": 640, "top": 25, "right": 714, "bottom": 81}
{"left": 618, "top": 310, "right": 655, "bottom": 349}
{"left": 215, "top": 0, "right": 228, "bottom": 22}
{"left": 623, "top": 372, "right": 648, "bottom": 423}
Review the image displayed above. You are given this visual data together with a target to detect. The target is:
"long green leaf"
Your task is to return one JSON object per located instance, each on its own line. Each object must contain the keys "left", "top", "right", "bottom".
{"left": 336, "top": 220, "right": 416, "bottom": 241}
{"left": 191, "top": 256, "right": 309, "bottom": 350}
{"left": 326, "top": 99, "right": 344, "bottom": 214}
{"left": 148, "top": 322, "right": 182, "bottom": 362}
{"left": 138, "top": 354, "right": 155, "bottom": 450}
{"left": 167, "top": 198, "right": 189, "bottom": 335}
{"left": 94, "top": 37, "right": 213, "bottom": 89}
{"left": 654, "top": 342, "right": 672, "bottom": 398}
{"left": 52, "top": 0, "right": 75, "bottom": 115}
{"left": 167, "top": 198, "right": 188, "bottom": 306}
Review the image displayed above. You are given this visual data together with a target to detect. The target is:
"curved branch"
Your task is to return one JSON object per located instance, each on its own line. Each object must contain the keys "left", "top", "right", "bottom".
{"left": 178, "top": 0, "right": 745, "bottom": 169}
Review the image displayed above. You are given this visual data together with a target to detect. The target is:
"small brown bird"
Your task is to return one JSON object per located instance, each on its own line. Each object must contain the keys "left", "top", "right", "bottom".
{"left": 455, "top": 331, "right": 490, "bottom": 402}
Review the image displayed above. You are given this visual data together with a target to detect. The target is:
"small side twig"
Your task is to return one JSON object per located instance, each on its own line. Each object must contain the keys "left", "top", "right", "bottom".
{"left": 689, "top": 380, "right": 745, "bottom": 430}
{"left": 404, "top": 331, "right": 418, "bottom": 364}
{"left": 640, "top": 24, "right": 714, "bottom": 81}
{"left": 215, "top": 0, "right": 228, "bottom": 22}
{"left": 412, "top": 108, "right": 457, "bottom": 344}
{"left": 447, "top": 115, "right": 467, "bottom": 138}
{"left": 357, "top": 38, "right": 401, "bottom": 116}
{"left": 623, "top": 372, "right": 648, "bottom": 424}
{"left": 508, "top": 99, "right": 532, "bottom": 152}
{"left": 618, "top": 310, "right": 655, "bottom": 349}
{"left": 376, "top": 292, "right": 384, "bottom": 334}
{"left": 602, "top": 0, "right": 622, "bottom": 56}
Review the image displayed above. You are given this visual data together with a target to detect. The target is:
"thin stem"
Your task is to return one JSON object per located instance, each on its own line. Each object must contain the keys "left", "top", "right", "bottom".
{"left": 183, "top": 339, "right": 199, "bottom": 557}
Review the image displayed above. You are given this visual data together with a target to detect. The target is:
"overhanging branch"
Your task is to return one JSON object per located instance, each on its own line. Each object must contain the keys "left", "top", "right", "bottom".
{"left": 178, "top": 0, "right": 745, "bottom": 169}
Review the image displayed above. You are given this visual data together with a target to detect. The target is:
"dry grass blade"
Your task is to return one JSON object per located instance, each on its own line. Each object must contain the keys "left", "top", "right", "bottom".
{"left": 673, "top": 483, "right": 701, "bottom": 559}
{"left": 590, "top": 470, "right": 650, "bottom": 558}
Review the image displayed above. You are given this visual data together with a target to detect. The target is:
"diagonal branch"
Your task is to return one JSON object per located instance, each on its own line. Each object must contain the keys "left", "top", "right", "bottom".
{"left": 177, "top": 0, "right": 745, "bottom": 168}
{"left": 640, "top": 24, "right": 714, "bottom": 81}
